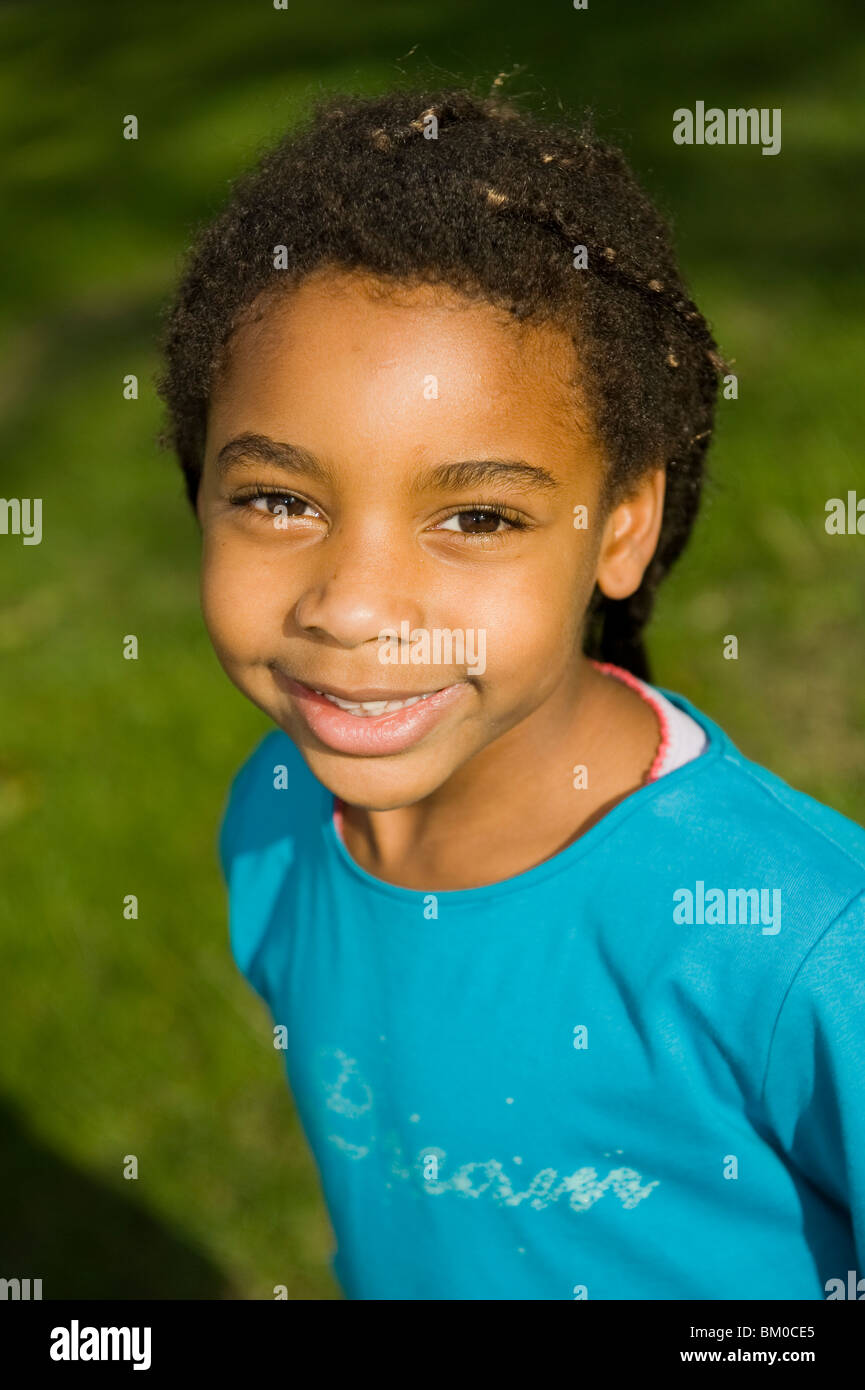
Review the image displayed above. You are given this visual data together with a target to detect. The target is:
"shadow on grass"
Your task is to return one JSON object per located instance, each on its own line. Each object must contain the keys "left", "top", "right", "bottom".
{"left": 0, "top": 1095, "right": 237, "bottom": 1299}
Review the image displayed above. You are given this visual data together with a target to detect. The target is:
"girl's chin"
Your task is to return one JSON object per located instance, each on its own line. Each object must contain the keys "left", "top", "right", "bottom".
{"left": 302, "top": 750, "right": 460, "bottom": 812}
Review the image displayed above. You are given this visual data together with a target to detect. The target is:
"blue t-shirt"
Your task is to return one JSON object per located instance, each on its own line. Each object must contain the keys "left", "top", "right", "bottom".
{"left": 218, "top": 687, "right": 865, "bottom": 1300}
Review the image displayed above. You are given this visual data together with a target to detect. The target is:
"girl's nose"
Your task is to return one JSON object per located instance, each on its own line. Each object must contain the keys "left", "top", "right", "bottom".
{"left": 292, "top": 534, "right": 426, "bottom": 649}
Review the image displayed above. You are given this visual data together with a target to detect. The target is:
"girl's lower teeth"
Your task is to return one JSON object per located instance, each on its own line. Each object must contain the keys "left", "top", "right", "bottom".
{"left": 313, "top": 690, "right": 438, "bottom": 716}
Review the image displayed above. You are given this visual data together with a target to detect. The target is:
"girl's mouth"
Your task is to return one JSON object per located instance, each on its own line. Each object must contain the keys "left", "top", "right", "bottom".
{"left": 275, "top": 674, "right": 471, "bottom": 755}
{"left": 309, "top": 687, "right": 443, "bottom": 716}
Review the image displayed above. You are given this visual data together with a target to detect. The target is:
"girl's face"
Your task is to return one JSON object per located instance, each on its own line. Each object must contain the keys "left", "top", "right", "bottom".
{"left": 198, "top": 269, "right": 662, "bottom": 809}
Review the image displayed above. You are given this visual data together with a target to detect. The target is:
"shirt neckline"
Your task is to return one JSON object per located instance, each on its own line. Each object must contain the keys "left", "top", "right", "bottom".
{"left": 323, "top": 686, "right": 730, "bottom": 905}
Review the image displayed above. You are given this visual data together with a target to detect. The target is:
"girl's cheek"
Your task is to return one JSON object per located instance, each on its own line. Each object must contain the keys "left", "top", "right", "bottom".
{"left": 200, "top": 542, "right": 267, "bottom": 656}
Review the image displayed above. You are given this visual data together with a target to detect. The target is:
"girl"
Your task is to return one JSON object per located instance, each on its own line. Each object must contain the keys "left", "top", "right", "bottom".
{"left": 158, "top": 86, "right": 865, "bottom": 1300}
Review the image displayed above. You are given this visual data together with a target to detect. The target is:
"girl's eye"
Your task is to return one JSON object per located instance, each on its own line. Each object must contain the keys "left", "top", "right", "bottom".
{"left": 436, "top": 507, "right": 525, "bottom": 537}
{"left": 232, "top": 488, "right": 321, "bottom": 519}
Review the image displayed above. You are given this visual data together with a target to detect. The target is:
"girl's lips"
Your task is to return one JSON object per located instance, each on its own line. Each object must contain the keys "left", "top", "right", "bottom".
{"left": 277, "top": 675, "right": 470, "bottom": 755}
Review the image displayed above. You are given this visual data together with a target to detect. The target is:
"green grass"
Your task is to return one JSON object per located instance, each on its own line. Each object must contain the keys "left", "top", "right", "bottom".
{"left": 0, "top": 0, "right": 863, "bottom": 1298}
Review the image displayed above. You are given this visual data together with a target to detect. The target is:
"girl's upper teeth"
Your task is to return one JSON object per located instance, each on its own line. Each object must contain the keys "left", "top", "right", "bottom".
{"left": 313, "top": 690, "right": 436, "bottom": 715}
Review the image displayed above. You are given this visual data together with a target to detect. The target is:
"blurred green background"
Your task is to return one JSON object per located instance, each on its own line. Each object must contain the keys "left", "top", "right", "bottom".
{"left": 1, "top": 0, "right": 863, "bottom": 1299}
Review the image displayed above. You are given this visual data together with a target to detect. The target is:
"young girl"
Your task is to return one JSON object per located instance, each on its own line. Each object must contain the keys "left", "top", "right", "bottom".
{"left": 158, "top": 86, "right": 865, "bottom": 1300}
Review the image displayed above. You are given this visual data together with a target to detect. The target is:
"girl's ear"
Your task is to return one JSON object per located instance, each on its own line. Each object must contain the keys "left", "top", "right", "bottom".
{"left": 595, "top": 466, "right": 666, "bottom": 600}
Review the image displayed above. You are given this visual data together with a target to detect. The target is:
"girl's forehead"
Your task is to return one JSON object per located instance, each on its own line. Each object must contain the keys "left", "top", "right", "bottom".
{"left": 213, "top": 269, "right": 588, "bottom": 441}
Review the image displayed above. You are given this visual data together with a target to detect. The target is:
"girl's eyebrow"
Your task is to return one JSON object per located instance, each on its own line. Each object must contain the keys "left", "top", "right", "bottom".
{"left": 215, "top": 433, "right": 332, "bottom": 484}
{"left": 409, "top": 459, "right": 560, "bottom": 495}
{"left": 215, "top": 432, "right": 560, "bottom": 494}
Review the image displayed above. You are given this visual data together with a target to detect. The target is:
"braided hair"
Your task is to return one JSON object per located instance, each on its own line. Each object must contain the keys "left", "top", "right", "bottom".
{"left": 157, "top": 84, "right": 726, "bottom": 681}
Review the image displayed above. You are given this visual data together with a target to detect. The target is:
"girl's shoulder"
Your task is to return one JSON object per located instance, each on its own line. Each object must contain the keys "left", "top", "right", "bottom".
{"left": 653, "top": 686, "right": 865, "bottom": 923}
{"left": 218, "top": 727, "right": 326, "bottom": 875}
{"left": 671, "top": 689, "right": 865, "bottom": 855}
{"left": 217, "top": 729, "right": 327, "bottom": 996}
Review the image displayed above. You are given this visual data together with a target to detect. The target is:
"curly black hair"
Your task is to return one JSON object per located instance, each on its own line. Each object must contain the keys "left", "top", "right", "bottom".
{"left": 157, "top": 83, "right": 726, "bottom": 681}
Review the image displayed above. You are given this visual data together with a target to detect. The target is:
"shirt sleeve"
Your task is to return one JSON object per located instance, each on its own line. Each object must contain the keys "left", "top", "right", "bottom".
{"left": 761, "top": 888, "right": 865, "bottom": 1272}
{"left": 216, "top": 731, "right": 288, "bottom": 1000}
{"left": 218, "top": 746, "right": 260, "bottom": 885}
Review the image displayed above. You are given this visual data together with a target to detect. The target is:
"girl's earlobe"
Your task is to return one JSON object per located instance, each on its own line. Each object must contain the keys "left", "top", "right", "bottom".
{"left": 595, "top": 466, "right": 665, "bottom": 601}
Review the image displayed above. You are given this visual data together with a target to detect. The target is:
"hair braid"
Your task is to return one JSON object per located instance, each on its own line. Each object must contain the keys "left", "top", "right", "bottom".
{"left": 455, "top": 137, "right": 727, "bottom": 679}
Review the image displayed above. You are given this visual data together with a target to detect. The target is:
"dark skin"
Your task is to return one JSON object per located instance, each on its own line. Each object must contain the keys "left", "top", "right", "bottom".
{"left": 196, "top": 268, "right": 665, "bottom": 890}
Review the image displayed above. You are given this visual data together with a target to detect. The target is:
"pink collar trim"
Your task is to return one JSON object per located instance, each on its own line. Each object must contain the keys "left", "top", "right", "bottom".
{"left": 588, "top": 658, "right": 671, "bottom": 783}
